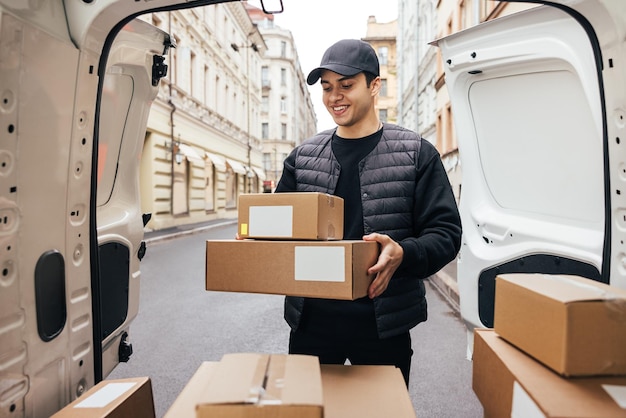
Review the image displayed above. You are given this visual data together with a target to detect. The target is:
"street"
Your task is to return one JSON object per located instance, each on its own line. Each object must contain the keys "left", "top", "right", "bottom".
{"left": 108, "top": 223, "right": 483, "bottom": 417}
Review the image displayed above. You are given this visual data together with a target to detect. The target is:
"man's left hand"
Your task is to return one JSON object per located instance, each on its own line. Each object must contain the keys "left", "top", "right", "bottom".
{"left": 363, "top": 233, "right": 403, "bottom": 299}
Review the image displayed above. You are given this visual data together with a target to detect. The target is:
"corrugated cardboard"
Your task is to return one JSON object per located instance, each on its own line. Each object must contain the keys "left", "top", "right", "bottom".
{"left": 165, "top": 359, "right": 417, "bottom": 418}
{"left": 166, "top": 354, "right": 323, "bottom": 418}
{"left": 473, "top": 329, "right": 626, "bottom": 418}
{"left": 494, "top": 274, "right": 626, "bottom": 376}
{"left": 321, "top": 365, "right": 416, "bottom": 418}
{"left": 206, "top": 240, "right": 379, "bottom": 300}
{"left": 238, "top": 192, "right": 344, "bottom": 240}
{"left": 51, "top": 377, "right": 155, "bottom": 418}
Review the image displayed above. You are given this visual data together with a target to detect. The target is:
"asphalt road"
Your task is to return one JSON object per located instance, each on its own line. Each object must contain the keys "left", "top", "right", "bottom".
{"left": 108, "top": 223, "right": 483, "bottom": 417}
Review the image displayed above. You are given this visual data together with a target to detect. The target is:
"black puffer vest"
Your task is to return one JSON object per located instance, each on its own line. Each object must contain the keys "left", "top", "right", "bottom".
{"left": 284, "top": 124, "right": 428, "bottom": 338}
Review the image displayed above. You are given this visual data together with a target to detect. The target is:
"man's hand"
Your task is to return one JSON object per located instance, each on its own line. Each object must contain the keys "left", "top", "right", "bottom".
{"left": 363, "top": 233, "right": 403, "bottom": 299}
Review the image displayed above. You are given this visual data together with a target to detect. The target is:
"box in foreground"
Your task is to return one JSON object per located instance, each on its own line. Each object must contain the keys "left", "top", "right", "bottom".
{"left": 206, "top": 240, "right": 379, "bottom": 300}
{"left": 165, "top": 355, "right": 416, "bottom": 418}
{"left": 473, "top": 329, "right": 626, "bottom": 418}
{"left": 238, "top": 192, "right": 344, "bottom": 240}
{"left": 51, "top": 377, "right": 155, "bottom": 418}
{"left": 494, "top": 274, "right": 626, "bottom": 376}
{"left": 166, "top": 353, "right": 323, "bottom": 418}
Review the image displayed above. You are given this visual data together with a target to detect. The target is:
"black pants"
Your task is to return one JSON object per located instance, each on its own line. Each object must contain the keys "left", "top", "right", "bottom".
{"left": 288, "top": 327, "right": 413, "bottom": 386}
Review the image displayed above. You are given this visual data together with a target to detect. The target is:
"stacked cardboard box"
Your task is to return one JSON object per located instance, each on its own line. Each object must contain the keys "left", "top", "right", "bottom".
{"left": 206, "top": 192, "right": 380, "bottom": 300}
{"left": 473, "top": 273, "right": 626, "bottom": 417}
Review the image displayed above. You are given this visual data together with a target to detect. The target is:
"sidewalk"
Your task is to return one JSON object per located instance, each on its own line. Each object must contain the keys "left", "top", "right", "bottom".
{"left": 143, "top": 218, "right": 237, "bottom": 244}
{"left": 144, "top": 218, "right": 460, "bottom": 311}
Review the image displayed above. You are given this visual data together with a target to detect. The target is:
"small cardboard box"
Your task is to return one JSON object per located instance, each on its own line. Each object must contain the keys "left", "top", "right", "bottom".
{"left": 206, "top": 240, "right": 379, "bottom": 300}
{"left": 473, "top": 329, "right": 626, "bottom": 418}
{"left": 494, "top": 274, "right": 626, "bottom": 376}
{"left": 166, "top": 354, "right": 323, "bottom": 418}
{"left": 237, "top": 192, "right": 344, "bottom": 240}
{"left": 51, "top": 377, "right": 155, "bottom": 418}
{"left": 165, "top": 358, "right": 416, "bottom": 418}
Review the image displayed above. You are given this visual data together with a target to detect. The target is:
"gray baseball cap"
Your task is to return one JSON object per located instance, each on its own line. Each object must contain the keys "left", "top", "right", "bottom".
{"left": 306, "top": 39, "right": 380, "bottom": 85}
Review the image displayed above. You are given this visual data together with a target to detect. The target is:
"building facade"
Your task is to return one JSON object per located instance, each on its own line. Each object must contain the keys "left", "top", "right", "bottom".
{"left": 364, "top": 16, "right": 399, "bottom": 125}
{"left": 137, "top": 2, "right": 315, "bottom": 230}
{"left": 248, "top": 5, "right": 317, "bottom": 191}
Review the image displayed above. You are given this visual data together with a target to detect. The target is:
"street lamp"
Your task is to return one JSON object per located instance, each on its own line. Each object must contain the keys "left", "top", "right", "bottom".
{"left": 231, "top": 41, "right": 259, "bottom": 192}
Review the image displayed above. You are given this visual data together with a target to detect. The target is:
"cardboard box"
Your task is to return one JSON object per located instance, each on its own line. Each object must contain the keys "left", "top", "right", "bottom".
{"left": 165, "top": 358, "right": 416, "bottom": 418}
{"left": 51, "top": 377, "right": 155, "bottom": 418}
{"left": 166, "top": 354, "right": 323, "bottom": 418}
{"left": 473, "top": 329, "right": 626, "bottom": 418}
{"left": 237, "top": 192, "right": 344, "bottom": 240}
{"left": 321, "top": 365, "right": 416, "bottom": 418}
{"left": 206, "top": 240, "right": 379, "bottom": 300}
{"left": 494, "top": 274, "right": 626, "bottom": 376}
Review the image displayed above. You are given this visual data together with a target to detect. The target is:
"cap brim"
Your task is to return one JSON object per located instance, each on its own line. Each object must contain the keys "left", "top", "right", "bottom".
{"left": 306, "top": 64, "right": 362, "bottom": 85}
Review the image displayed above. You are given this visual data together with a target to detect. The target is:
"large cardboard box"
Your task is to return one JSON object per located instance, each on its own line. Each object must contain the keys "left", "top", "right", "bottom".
{"left": 51, "top": 377, "right": 155, "bottom": 418}
{"left": 473, "top": 329, "right": 626, "bottom": 418}
{"left": 165, "top": 357, "right": 416, "bottom": 418}
{"left": 166, "top": 353, "right": 323, "bottom": 418}
{"left": 206, "top": 240, "right": 379, "bottom": 300}
{"left": 238, "top": 192, "right": 344, "bottom": 240}
{"left": 494, "top": 273, "right": 626, "bottom": 376}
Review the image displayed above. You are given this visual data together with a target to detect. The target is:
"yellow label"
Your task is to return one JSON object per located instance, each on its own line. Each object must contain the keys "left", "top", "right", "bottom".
{"left": 240, "top": 223, "right": 248, "bottom": 235}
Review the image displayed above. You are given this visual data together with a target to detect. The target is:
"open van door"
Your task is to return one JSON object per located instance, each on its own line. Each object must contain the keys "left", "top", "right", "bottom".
{"left": 435, "top": 0, "right": 626, "bottom": 340}
{"left": 0, "top": 1, "right": 222, "bottom": 416}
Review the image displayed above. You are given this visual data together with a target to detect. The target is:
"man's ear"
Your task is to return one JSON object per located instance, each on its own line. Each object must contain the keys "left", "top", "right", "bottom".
{"left": 370, "top": 76, "right": 382, "bottom": 96}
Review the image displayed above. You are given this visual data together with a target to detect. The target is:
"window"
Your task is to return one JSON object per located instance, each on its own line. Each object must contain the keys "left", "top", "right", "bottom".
{"left": 280, "top": 41, "right": 287, "bottom": 58}
{"left": 262, "top": 123, "right": 269, "bottom": 139}
{"left": 380, "top": 78, "right": 388, "bottom": 96}
{"left": 280, "top": 97, "right": 287, "bottom": 114}
{"left": 263, "top": 153, "right": 272, "bottom": 171}
{"left": 204, "top": 162, "right": 216, "bottom": 212}
{"left": 225, "top": 167, "right": 237, "bottom": 209}
{"left": 262, "top": 95, "right": 269, "bottom": 112}
{"left": 379, "top": 109, "right": 388, "bottom": 123}
{"left": 378, "top": 46, "right": 388, "bottom": 65}
{"left": 261, "top": 66, "right": 269, "bottom": 86}
{"left": 172, "top": 159, "right": 189, "bottom": 215}
{"left": 281, "top": 123, "right": 287, "bottom": 140}
{"left": 281, "top": 68, "right": 287, "bottom": 86}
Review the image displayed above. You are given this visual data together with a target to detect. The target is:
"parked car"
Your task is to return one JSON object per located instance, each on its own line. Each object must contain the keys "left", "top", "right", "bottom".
{"left": 436, "top": 0, "right": 626, "bottom": 343}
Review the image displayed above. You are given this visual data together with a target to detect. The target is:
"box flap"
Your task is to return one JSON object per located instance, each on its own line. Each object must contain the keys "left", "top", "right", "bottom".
{"left": 203, "top": 353, "right": 269, "bottom": 405}
{"left": 200, "top": 354, "right": 323, "bottom": 406}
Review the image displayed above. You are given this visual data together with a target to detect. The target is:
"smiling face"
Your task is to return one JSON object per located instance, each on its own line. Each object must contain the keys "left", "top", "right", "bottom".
{"left": 320, "top": 70, "right": 381, "bottom": 138}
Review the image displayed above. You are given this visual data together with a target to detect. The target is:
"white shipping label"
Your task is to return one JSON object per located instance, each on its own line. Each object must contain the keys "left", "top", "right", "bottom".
{"left": 603, "top": 384, "right": 626, "bottom": 408}
{"left": 294, "top": 246, "right": 345, "bottom": 282}
{"left": 74, "top": 382, "right": 137, "bottom": 408}
{"left": 249, "top": 206, "right": 293, "bottom": 237}
{"left": 511, "top": 381, "right": 545, "bottom": 418}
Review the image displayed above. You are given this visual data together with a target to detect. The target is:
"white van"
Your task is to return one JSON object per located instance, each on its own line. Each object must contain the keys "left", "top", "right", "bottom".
{"left": 436, "top": 0, "right": 626, "bottom": 343}
{"left": 0, "top": 1, "right": 280, "bottom": 417}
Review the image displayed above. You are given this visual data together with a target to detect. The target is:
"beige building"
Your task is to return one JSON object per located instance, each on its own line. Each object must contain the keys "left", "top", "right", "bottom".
{"left": 364, "top": 16, "right": 398, "bottom": 125}
{"left": 137, "top": 2, "right": 315, "bottom": 230}
{"left": 247, "top": 5, "right": 317, "bottom": 191}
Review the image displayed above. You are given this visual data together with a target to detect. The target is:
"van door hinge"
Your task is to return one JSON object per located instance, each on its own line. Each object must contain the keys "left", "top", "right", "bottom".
{"left": 152, "top": 55, "right": 167, "bottom": 87}
{"left": 118, "top": 331, "right": 133, "bottom": 362}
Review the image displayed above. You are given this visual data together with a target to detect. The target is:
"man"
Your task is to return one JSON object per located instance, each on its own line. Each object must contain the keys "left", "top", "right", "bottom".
{"left": 275, "top": 39, "right": 462, "bottom": 385}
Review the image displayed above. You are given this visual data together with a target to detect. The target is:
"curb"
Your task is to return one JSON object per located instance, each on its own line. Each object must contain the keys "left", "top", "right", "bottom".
{"left": 428, "top": 269, "right": 460, "bottom": 312}
{"left": 144, "top": 219, "right": 238, "bottom": 244}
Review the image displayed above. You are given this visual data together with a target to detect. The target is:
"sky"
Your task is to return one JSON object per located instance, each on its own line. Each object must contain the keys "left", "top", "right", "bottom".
{"left": 249, "top": 0, "right": 398, "bottom": 131}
